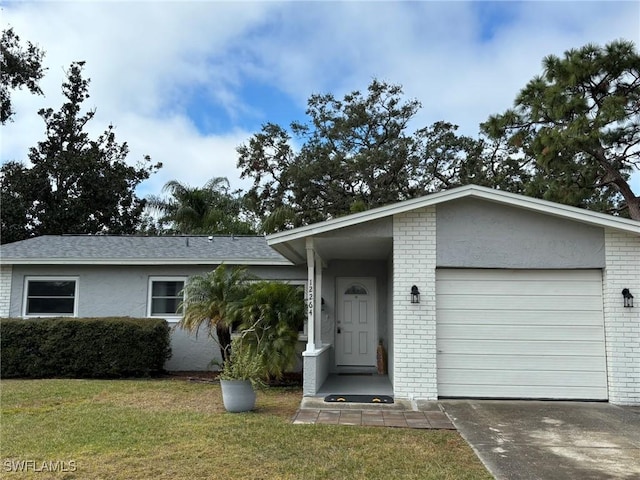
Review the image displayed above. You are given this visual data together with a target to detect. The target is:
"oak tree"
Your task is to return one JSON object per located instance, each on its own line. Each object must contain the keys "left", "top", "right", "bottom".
{"left": 238, "top": 80, "right": 530, "bottom": 232}
{"left": 240, "top": 81, "right": 492, "bottom": 232}
{"left": 1, "top": 27, "right": 46, "bottom": 124}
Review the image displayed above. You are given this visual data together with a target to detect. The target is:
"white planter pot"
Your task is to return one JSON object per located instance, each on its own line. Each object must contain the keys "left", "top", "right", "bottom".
{"left": 220, "top": 379, "right": 256, "bottom": 412}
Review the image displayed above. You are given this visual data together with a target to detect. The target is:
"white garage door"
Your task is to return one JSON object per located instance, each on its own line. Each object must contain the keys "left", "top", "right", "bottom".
{"left": 436, "top": 269, "right": 608, "bottom": 400}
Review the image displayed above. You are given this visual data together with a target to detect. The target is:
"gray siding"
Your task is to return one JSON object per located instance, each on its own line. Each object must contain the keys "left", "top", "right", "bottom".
{"left": 9, "top": 264, "right": 306, "bottom": 371}
{"left": 436, "top": 198, "right": 605, "bottom": 269}
{"left": 10, "top": 264, "right": 306, "bottom": 318}
{"left": 167, "top": 325, "right": 220, "bottom": 371}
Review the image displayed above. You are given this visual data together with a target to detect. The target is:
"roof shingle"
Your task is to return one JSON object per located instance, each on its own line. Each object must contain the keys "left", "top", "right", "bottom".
{"left": 0, "top": 235, "right": 291, "bottom": 265}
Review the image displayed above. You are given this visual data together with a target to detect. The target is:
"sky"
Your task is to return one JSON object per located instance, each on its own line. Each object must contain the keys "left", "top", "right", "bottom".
{"left": 2, "top": 1, "right": 639, "bottom": 199}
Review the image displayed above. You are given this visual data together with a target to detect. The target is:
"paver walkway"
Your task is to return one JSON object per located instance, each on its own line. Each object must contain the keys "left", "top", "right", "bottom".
{"left": 292, "top": 409, "right": 455, "bottom": 429}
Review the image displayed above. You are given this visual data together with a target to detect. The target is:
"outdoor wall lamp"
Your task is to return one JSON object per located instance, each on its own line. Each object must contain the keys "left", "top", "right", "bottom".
{"left": 411, "top": 285, "right": 420, "bottom": 304}
{"left": 622, "top": 288, "right": 634, "bottom": 308}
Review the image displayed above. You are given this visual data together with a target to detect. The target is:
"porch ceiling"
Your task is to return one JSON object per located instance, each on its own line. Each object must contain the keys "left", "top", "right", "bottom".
{"left": 317, "top": 236, "right": 392, "bottom": 261}
{"left": 272, "top": 236, "right": 392, "bottom": 264}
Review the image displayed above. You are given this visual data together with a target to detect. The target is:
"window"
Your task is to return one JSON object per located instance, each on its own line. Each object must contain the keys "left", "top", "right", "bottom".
{"left": 148, "top": 277, "right": 186, "bottom": 319}
{"left": 229, "top": 280, "right": 308, "bottom": 339}
{"left": 261, "top": 280, "right": 309, "bottom": 336}
{"left": 344, "top": 284, "right": 368, "bottom": 295}
{"left": 281, "top": 281, "right": 308, "bottom": 338}
{"left": 245, "top": 280, "right": 308, "bottom": 336}
{"left": 24, "top": 277, "right": 78, "bottom": 316}
{"left": 292, "top": 282, "right": 307, "bottom": 337}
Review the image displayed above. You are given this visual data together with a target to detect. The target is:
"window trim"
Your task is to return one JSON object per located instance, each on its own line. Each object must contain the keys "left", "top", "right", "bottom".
{"left": 344, "top": 283, "right": 368, "bottom": 295}
{"left": 229, "top": 279, "right": 309, "bottom": 341}
{"left": 283, "top": 280, "right": 308, "bottom": 340}
{"left": 23, "top": 276, "right": 79, "bottom": 317}
{"left": 147, "top": 276, "right": 187, "bottom": 321}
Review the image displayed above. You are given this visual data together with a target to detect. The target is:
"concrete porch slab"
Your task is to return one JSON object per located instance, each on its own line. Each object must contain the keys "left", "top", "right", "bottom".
{"left": 316, "top": 373, "right": 393, "bottom": 396}
{"left": 296, "top": 373, "right": 457, "bottom": 429}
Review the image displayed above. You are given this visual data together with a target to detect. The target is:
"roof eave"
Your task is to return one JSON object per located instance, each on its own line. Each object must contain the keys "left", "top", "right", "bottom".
{"left": 0, "top": 258, "right": 294, "bottom": 266}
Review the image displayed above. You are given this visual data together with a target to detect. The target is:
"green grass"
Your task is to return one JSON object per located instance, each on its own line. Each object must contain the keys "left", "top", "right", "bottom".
{"left": 1, "top": 379, "right": 491, "bottom": 479}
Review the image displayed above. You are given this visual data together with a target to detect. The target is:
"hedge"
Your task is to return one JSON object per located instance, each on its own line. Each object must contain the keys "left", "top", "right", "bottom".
{"left": 0, "top": 317, "right": 172, "bottom": 378}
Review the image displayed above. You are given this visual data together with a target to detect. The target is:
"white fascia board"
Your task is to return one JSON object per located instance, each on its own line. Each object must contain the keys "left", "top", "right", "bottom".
{"left": 267, "top": 185, "right": 640, "bottom": 245}
{"left": 0, "top": 258, "right": 294, "bottom": 266}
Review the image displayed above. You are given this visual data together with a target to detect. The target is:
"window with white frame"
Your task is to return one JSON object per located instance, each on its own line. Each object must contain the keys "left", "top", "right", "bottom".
{"left": 24, "top": 277, "right": 78, "bottom": 316}
{"left": 148, "top": 277, "right": 186, "bottom": 319}
{"left": 230, "top": 280, "right": 308, "bottom": 338}
{"left": 288, "top": 281, "right": 308, "bottom": 338}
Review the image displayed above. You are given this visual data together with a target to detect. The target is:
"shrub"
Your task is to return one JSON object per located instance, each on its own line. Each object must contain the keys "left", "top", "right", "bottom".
{"left": 0, "top": 317, "right": 171, "bottom": 378}
{"left": 236, "top": 281, "right": 305, "bottom": 380}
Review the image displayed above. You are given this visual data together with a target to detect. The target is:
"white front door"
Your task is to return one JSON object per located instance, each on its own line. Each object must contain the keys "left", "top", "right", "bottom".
{"left": 336, "top": 277, "right": 377, "bottom": 367}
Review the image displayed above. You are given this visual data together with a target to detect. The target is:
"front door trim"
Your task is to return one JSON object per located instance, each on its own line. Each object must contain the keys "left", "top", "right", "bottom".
{"left": 335, "top": 277, "right": 377, "bottom": 368}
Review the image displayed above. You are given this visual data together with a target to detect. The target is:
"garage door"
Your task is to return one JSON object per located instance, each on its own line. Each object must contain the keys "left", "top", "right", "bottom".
{"left": 436, "top": 269, "right": 608, "bottom": 400}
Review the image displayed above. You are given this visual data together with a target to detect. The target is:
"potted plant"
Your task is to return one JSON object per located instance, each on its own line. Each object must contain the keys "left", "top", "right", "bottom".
{"left": 217, "top": 336, "right": 266, "bottom": 412}
{"left": 218, "top": 281, "right": 304, "bottom": 412}
{"left": 178, "top": 270, "right": 304, "bottom": 413}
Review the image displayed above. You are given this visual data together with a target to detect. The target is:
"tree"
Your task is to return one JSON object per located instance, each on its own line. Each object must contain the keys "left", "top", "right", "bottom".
{"left": 146, "top": 177, "right": 256, "bottom": 235}
{"left": 0, "top": 161, "right": 47, "bottom": 244}
{"left": 0, "top": 61, "right": 160, "bottom": 243}
{"left": 238, "top": 79, "right": 533, "bottom": 233}
{"left": 238, "top": 80, "right": 428, "bottom": 232}
{"left": 178, "top": 265, "right": 253, "bottom": 363}
{"left": 1, "top": 27, "right": 46, "bottom": 124}
{"left": 483, "top": 40, "right": 640, "bottom": 219}
{"left": 412, "top": 121, "right": 534, "bottom": 194}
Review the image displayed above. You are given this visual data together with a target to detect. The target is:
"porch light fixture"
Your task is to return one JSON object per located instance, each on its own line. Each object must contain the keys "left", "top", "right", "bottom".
{"left": 411, "top": 285, "right": 420, "bottom": 304}
{"left": 622, "top": 288, "right": 634, "bottom": 308}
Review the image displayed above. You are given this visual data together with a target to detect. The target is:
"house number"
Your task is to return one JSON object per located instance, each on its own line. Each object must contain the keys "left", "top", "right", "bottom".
{"left": 307, "top": 279, "right": 314, "bottom": 317}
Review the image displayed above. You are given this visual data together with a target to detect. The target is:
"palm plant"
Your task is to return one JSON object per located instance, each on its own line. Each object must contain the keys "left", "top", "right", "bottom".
{"left": 178, "top": 265, "right": 252, "bottom": 362}
{"left": 236, "top": 282, "right": 305, "bottom": 379}
{"left": 146, "top": 177, "right": 256, "bottom": 234}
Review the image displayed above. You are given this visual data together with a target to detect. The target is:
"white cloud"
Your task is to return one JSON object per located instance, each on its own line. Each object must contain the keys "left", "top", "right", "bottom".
{"left": 2, "top": 1, "right": 278, "bottom": 192}
{"left": 115, "top": 113, "right": 253, "bottom": 197}
{"left": 2, "top": 1, "right": 639, "bottom": 199}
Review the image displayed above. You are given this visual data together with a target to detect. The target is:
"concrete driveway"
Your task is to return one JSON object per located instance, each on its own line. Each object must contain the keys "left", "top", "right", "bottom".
{"left": 440, "top": 401, "right": 640, "bottom": 480}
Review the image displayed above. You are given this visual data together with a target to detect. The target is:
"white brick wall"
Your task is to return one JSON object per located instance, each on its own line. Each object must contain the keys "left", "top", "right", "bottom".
{"left": 392, "top": 207, "right": 437, "bottom": 400}
{"left": 0, "top": 265, "right": 12, "bottom": 317}
{"left": 302, "top": 346, "right": 331, "bottom": 396}
{"left": 603, "top": 229, "right": 640, "bottom": 405}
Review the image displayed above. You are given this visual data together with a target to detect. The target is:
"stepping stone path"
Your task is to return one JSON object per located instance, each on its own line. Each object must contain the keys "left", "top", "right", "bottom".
{"left": 292, "top": 409, "right": 455, "bottom": 429}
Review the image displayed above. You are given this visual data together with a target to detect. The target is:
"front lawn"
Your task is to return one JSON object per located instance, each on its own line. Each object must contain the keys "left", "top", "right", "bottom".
{"left": 1, "top": 379, "right": 490, "bottom": 479}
